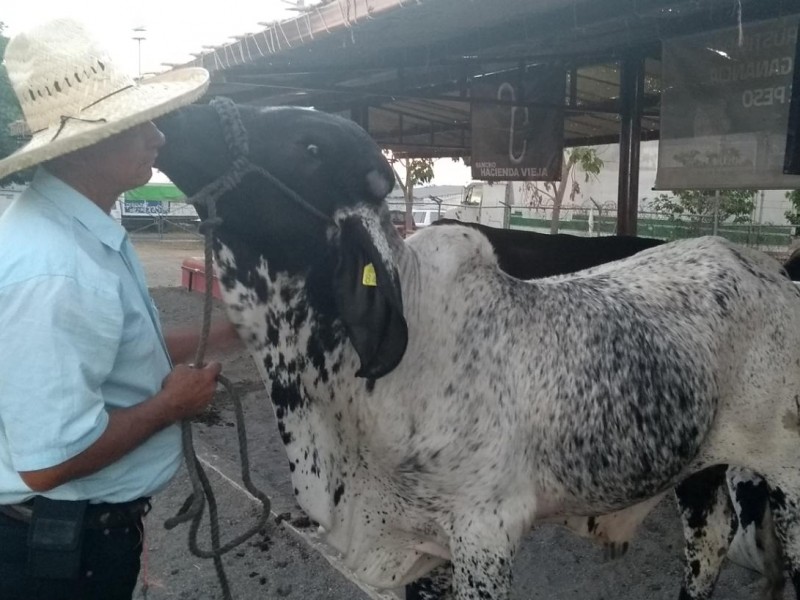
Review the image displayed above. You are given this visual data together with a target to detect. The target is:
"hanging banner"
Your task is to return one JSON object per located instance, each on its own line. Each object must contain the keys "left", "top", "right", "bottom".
{"left": 657, "top": 16, "right": 800, "bottom": 190}
{"left": 470, "top": 67, "right": 564, "bottom": 182}
{"left": 784, "top": 24, "right": 800, "bottom": 174}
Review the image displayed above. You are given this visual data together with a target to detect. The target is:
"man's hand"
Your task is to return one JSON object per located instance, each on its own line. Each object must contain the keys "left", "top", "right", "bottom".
{"left": 159, "top": 362, "right": 222, "bottom": 421}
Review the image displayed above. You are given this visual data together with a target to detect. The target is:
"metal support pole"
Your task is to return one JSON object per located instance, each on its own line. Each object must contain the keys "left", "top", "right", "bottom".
{"left": 713, "top": 190, "right": 720, "bottom": 236}
{"left": 616, "top": 55, "right": 644, "bottom": 236}
{"left": 132, "top": 27, "right": 146, "bottom": 81}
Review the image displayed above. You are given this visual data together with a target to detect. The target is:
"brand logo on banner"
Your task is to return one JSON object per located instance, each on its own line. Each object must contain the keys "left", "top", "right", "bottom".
{"left": 470, "top": 68, "right": 564, "bottom": 181}
{"left": 657, "top": 16, "right": 800, "bottom": 190}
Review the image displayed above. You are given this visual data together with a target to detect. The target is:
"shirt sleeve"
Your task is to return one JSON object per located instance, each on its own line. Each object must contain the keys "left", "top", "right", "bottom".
{"left": 0, "top": 275, "right": 122, "bottom": 471}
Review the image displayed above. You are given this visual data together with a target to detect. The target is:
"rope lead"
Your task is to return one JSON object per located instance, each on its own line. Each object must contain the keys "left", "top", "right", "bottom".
{"left": 164, "top": 97, "right": 284, "bottom": 600}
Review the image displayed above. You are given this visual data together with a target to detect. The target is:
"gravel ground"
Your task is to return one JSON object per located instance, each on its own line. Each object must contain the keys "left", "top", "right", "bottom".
{"left": 132, "top": 237, "right": 781, "bottom": 600}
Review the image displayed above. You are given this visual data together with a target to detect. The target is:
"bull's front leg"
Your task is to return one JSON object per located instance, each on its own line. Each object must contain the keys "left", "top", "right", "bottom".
{"left": 449, "top": 519, "right": 516, "bottom": 600}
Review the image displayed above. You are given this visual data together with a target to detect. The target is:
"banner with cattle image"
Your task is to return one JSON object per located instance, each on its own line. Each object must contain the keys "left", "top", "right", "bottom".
{"left": 470, "top": 67, "right": 565, "bottom": 182}
{"left": 657, "top": 15, "right": 800, "bottom": 190}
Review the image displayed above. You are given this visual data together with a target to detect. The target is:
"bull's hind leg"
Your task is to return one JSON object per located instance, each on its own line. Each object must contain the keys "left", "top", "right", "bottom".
{"left": 727, "top": 469, "right": 785, "bottom": 600}
{"left": 675, "top": 465, "right": 736, "bottom": 600}
{"left": 406, "top": 563, "right": 453, "bottom": 599}
{"left": 765, "top": 471, "right": 800, "bottom": 600}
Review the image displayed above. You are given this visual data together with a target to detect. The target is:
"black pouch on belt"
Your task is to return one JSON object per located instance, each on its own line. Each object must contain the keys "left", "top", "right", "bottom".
{"left": 27, "top": 497, "right": 89, "bottom": 579}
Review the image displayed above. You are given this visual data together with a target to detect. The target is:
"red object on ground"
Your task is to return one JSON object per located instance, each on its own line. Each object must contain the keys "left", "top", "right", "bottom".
{"left": 181, "top": 257, "right": 222, "bottom": 300}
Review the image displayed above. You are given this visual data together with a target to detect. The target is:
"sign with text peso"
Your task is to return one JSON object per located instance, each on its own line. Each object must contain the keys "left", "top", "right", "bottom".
{"left": 470, "top": 67, "right": 565, "bottom": 182}
{"left": 657, "top": 15, "right": 800, "bottom": 189}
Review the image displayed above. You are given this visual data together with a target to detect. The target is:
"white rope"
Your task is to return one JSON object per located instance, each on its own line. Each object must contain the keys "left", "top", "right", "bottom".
{"left": 238, "top": 40, "right": 247, "bottom": 64}
{"left": 338, "top": 0, "right": 352, "bottom": 28}
{"left": 277, "top": 21, "right": 293, "bottom": 47}
{"left": 213, "top": 51, "right": 224, "bottom": 71}
{"left": 305, "top": 12, "right": 314, "bottom": 39}
{"left": 253, "top": 32, "right": 266, "bottom": 57}
{"left": 253, "top": 35, "right": 264, "bottom": 58}
{"left": 295, "top": 18, "right": 305, "bottom": 43}
{"left": 272, "top": 26, "right": 281, "bottom": 51}
{"left": 736, "top": 0, "right": 744, "bottom": 46}
{"left": 223, "top": 45, "right": 233, "bottom": 68}
{"left": 262, "top": 29, "right": 275, "bottom": 54}
{"left": 316, "top": 6, "right": 332, "bottom": 33}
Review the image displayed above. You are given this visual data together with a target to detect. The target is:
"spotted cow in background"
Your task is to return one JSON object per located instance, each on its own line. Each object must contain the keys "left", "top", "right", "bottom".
{"left": 423, "top": 218, "right": 797, "bottom": 600}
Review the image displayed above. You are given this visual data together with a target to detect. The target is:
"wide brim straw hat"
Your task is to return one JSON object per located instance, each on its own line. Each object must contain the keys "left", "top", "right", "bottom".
{"left": 0, "top": 18, "right": 209, "bottom": 179}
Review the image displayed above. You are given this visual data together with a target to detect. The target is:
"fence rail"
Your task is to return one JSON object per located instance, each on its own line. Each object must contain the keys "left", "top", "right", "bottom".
{"left": 502, "top": 206, "right": 794, "bottom": 252}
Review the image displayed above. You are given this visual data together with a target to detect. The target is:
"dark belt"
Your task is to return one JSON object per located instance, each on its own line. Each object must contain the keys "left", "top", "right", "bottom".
{"left": 0, "top": 497, "right": 151, "bottom": 529}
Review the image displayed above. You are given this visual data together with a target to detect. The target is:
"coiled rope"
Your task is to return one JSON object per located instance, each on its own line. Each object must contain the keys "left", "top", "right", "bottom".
{"left": 164, "top": 96, "right": 333, "bottom": 599}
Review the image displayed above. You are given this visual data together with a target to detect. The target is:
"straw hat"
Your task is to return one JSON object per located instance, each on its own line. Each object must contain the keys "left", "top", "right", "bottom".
{"left": 0, "top": 18, "right": 209, "bottom": 179}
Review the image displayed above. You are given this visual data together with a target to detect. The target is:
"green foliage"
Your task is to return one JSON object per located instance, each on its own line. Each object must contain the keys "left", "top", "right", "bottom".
{"left": 0, "top": 22, "right": 29, "bottom": 185}
{"left": 568, "top": 147, "right": 604, "bottom": 179}
{"left": 523, "top": 147, "right": 604, "bottom": 234}
{"left": 527, "top": 147, "right": 604, "bottom": 206}
{"left": 388, "top": 156, "right": 435, "bottom": 232}
{"left": 784, "top": 190, "right": 800, "bottom": 225}
{"left": 405, "top": 158, "right": 434, "bottom": 186}
{"left": 651, "top": 189, "right": 756, "bottom": 225}
{"left": 648, "top": 147, "right": 756, "bottom": 232}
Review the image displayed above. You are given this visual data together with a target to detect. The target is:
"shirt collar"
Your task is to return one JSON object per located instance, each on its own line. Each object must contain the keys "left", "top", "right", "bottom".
{"left": 30, "top": 168, "right": 127, "bottom": 252}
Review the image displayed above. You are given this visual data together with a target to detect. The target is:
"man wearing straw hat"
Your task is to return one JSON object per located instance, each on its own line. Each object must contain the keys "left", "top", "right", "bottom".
{"left": 0, "top": 18, "right": 239, "bottom": 599}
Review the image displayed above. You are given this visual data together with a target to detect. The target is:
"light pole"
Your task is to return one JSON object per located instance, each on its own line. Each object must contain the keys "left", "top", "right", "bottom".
{"left": 132, "top": 26, "right": 147, "bottom": 80}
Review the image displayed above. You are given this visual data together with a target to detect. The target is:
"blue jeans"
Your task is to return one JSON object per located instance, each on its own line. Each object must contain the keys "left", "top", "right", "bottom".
{"left": 0, "top": 511, "right": 142, "bottom": 600}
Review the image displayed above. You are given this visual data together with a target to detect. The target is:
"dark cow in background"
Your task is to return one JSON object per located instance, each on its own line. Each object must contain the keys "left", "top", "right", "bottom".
{"left": 430, "top": 218, "right": 664, "bottom": 278}
{"left": 155, "top": 99, "right": 800, "bottom": 600}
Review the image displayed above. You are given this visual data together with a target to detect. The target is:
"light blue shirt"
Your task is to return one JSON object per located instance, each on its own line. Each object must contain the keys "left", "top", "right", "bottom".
{"left": 0, "top": 168, "right": 180, "bottom": 504}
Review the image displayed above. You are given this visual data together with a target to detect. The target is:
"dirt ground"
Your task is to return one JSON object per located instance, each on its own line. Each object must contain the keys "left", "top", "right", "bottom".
{"left": 133, "top": 236, "right": 780, "bottom": 600}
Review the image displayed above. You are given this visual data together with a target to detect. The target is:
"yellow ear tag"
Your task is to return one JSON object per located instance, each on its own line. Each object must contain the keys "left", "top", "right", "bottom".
{"left": 362, "top": 263, "right": 378, "bottom": 287}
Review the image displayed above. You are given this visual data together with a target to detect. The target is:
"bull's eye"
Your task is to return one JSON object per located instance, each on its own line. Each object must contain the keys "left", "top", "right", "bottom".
{"left": 307, "top": 143, "right": 320, "bottom": 157}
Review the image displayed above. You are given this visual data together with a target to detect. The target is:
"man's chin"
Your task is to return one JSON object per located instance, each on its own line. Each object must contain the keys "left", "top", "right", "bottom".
{"left": 136, "top": 167, "right": 154, "bottom": 186}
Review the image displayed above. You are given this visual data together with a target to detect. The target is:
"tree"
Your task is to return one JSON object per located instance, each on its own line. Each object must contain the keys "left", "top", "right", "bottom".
{"left": 647, "top": 147, "right": 755, "bottom": 234}
{"left": 650, "top": 188, "right": 756, "bottom": 233}
{"left": 390, "top": 157, "right": 434, "bottom": 234}
{"left": 785, "top": 190, "right": 800, "bottom": 234}
{"left": 526, "top": 147, "right": 604, "bottom": 234}
{"left": 0, "top": 21, "right": 28, "bottom": 184}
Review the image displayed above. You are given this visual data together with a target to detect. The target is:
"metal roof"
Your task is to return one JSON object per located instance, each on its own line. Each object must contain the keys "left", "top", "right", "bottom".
{"left": 176, "top": 0, "right": 800, "bottom": 158}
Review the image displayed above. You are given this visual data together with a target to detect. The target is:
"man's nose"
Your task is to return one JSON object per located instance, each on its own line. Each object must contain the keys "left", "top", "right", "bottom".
{"left": 145, "top": 121, "right": 166, "bottom": 148}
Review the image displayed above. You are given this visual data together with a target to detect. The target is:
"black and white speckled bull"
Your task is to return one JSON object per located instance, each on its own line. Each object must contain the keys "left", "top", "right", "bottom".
{"left": 423, "top": 220, "right": 796, "bottom": 600}
{"left": 155, "top": 100, "right": 800, "bottom": 600}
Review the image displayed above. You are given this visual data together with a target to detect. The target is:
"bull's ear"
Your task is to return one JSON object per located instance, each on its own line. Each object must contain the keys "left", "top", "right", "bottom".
{"left": 334, "top": 218, "right": 408, "bottom": 378}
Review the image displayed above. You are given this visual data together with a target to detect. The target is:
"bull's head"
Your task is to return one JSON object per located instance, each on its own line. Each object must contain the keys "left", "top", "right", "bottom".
{"left": 155, "top": 99, "right": 407, "bottom": 378}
